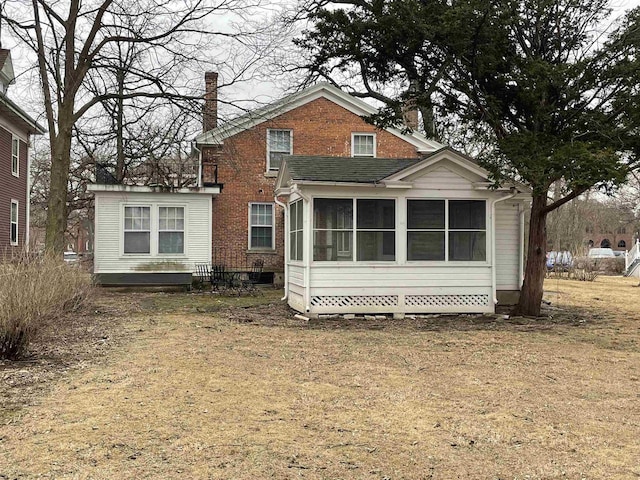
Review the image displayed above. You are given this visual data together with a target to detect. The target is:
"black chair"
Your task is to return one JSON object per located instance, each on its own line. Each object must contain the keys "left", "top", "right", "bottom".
{"left": 242, "top": 259, "right": 264, "bottom": 293}
{"left": 195, "top": 263, "right": 211, "bottom": 290}
{"left": 211, "top": 264, "right": 227, "bottom": 291}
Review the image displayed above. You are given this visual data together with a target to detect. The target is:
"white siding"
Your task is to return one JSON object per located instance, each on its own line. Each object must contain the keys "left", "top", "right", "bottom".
{"left": 495, "top": 202, "right": 520, "bottom": 290}
{"left": 285, "top": 155, "right": 529, "bottom": 315}
{"left": 408, "top": 164, "right": 475, "bottom": 190}
{"left": 94, "top": 191, "right": 212, "bottom": 274}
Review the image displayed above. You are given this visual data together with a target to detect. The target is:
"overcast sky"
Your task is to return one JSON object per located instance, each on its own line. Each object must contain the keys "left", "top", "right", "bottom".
{"left": 4, "top": 0, "right": 640, "bottom": 135}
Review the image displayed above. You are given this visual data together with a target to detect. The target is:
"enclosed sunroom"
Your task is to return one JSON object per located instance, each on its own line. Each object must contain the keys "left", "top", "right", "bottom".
{"left": 275, "top": 147, "right": 531, "bottom": 318}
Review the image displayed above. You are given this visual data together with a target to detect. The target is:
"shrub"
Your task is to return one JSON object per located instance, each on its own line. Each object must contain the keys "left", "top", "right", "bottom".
{"left": 0, "top": 251, "right": 93, "bottom": 359}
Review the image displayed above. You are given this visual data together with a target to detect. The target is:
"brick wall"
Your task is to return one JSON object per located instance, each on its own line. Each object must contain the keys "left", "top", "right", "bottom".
{"left": 202, "top": 97, "right": 422, "bottom": 273}
{"left": 0, "top": 124, "right": 28, "bottom": 253}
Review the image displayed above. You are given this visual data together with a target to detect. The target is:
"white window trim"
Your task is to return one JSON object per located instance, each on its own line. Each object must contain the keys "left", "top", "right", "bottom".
{"left": 312, "top": 197, "right": 396, "bottom": 263}
{"left": 10, "top": 199, "right": 18, "bottom": 246}
{"left": 406, "top": 198, "right": 488, "bottom": 263}
{"left": 122, "top": 204, "right": 152, "bottom": 256}
{"left": 121, "top": 204, "right": 189, "bottom": 257}
{"left": 351, "top": 133, "right": 376, "bottom": 157}
{"left": 248, "top": 202, "right": 276, "bottom": 250}
{"left": 158, "top": 205, "right": 187, "bottom": 256}
{"left": 289, "top": 199, "right": 304, "bottom": 262}
{"left": 266, "top": 128, "right": 293, "bottom": 172}
{"left": 11, "top": 135, "right": 19, "bottom": 177}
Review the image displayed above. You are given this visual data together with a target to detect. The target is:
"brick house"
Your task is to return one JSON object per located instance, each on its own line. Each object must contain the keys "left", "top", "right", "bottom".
{"left": 195, "top": 75, "right": 441, "bottom": 282}
{"left": 0, "top": 49, "right": 45, "bottom": 254}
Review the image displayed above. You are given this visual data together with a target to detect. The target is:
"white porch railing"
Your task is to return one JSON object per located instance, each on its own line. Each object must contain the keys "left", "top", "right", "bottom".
{"left": 625, "top": 239, "right": 640, "bottom": 275}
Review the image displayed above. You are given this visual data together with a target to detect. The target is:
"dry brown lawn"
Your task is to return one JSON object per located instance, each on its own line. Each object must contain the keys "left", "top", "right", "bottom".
{"left": 1, "top": 278, "right": 640, "bottom": 479}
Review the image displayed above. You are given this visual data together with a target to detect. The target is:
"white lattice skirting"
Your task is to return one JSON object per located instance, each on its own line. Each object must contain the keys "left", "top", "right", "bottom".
{"left": 310, "top": 295, "right": 399, "bottom": 308}
{"left": 405, "top": 294, "right": 490, "bottom": 307}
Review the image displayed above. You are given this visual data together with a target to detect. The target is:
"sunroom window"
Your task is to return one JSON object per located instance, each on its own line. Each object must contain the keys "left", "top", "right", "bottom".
{"left": 289, "top": 200, "right": 304, "bottom": 261}
{"left": 356, "top": 199, "right": 395, "bottom": 261}
{"left": 407, "top": 199, "right": 486, "bottom": 261}
{"left": 448, "top": 200, "right": 486, "bottom": 261}
{"left": 313, "top": 199, "right": 353, "bottom": 261}
{"left": 313, "top": 198, "right": 395, "bottom": 261}
{"left": 407, "top": 200, "right": 445, "bottom": 260}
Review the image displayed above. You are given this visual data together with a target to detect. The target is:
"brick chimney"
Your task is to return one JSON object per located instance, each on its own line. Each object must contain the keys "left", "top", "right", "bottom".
{"left": 402, "top": 106, "right": 419, "bottom": 131}
{"left": 203, "top": 72, "right": 218, "bottom": 132}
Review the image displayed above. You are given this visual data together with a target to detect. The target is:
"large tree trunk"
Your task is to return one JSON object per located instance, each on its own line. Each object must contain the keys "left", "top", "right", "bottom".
{"left": 44, "top": 124, "right": 73, "bottom": 254}
{"left": 513, "top": 193, "right": 548, "bottom": 316}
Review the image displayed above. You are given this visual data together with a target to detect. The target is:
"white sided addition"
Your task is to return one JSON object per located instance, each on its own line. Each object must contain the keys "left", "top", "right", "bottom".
{"left": 88, "top": 184, "right": 220, "bottom": 286}
{"left": 275, "top": 147, "right": 531, "bottom": 317}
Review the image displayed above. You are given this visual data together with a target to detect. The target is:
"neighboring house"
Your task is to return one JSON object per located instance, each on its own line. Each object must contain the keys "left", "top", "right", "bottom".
{"left": 0, "top": 49, "right": 45, "bottom": 254}
{"left": 274, "top": 149, "right": 530, "bottom": 317}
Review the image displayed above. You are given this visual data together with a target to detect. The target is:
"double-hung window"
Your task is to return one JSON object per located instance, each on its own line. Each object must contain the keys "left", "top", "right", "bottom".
{"left": 249, "top": 203, "right": 274, "bottom": 249}
{"left": 289, "top": 200, "right": 303, "bottom": 261}
{"left": 10, "top": 200, "right": 18, "bottom": 245}
{"left": 11, "top": 137, "right": 19, "bottom": 177}
{"left": 351, "top": 133, "right": 375, "bottom": 157}
{"left": 407, "top": 199, "right": 486, "bottom": 261}
{"left": 124, "top": 206, "right": 151, "bottom": 254}
{"left": 267, "top": 129, "right": 292, "bottom": 171}
{"left": 313, "top": 198, "right": 395, "bottom": 261}
{"left": 158, "top": 207, "right": 184, "bottom": 254}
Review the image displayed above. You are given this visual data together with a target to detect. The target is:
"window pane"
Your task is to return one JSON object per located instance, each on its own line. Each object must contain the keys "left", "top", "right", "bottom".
{"left": 408, "top": 200, "right": 445, "bottom": 229}
{"left": 449, "top": 200, "right": 486, "bottom": 229}
{"left": 11, "top": 224, "right": 17, "bottom": 243}
{"left": 290, "top": 232, "right": 296, "bottom": 259}
{"left": 159, "top": 232, "right": 184, "bottom": 254}
{"left": 296, "top": 231, "right": 303, "bottom": 261}
{"left": 314, "top": 199, "right": 352, "bottom": 229}
{"left": 251, "top": 204, "right": 272, "bottom": 226}
{"left": 357, "top": 199, "right": 394, "bottom": 229}
{"left": 269, "top": 152, "right": 284, "bottom": 170}
{"left": 313, "top": 230, "right": 353, "bottom": 261}
{"left": 124, "top": 232, "right": 150, "bottom": 253}
{"left": 353, "top": 134, "right": 374, "bottom": 156}
{"left": 357, "top": 231, "right": 395, "bottom": 261}
{"left": 407, "top": 232, "right": 445, "bottom": 260}
{"left": 296, "top": 201, "right": 303, "bottom": 230}
{"left": 270, "top": 130, "right": 291, "bottom": 152}
{"left": 449, "top": 232, "right": 486, "bottom": 261}
{"left": 251, "top": 226, "right": 272, "bottom": 248}
{"left": 11, "top": 203, "right": 17, "bottom": 222}
{"left": 289, "top": 202, "right": 297, "bottom": 231}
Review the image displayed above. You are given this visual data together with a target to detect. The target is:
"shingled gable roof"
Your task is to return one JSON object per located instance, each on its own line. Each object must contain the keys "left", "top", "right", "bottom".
{"left": 276, "top": 147, "right": 533, "bottom": 195}
{"left": 281, "top": 155, "right": 423, "bottom": 184}
{"left": 195, "top": 82, "right": 442, "bottom": 153}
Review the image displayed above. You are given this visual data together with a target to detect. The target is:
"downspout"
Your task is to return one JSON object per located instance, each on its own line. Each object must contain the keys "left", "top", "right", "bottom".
{"left": 519, "top": 203, "right": 526, "bottom": 288}
{"left": 492, "top": 188, "right": 518, "bottom": 306}
{"left": 192, "top": 141, "right": 203, "bottom": 187}
{"left": 274, "top": 195, "right": 288, "bottom": 301}
{"left": 292, "top": 185, "right": 312, "bottom": 313}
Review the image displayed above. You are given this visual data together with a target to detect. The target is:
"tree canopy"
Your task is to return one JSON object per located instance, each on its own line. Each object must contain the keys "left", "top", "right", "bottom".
{"left": 297, "top": 0, "right": 640, "bottom": 315}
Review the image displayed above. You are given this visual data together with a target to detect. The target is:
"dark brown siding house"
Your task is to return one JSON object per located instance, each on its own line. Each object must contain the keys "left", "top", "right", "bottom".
{"left": 0, "top": 49, "right": 45, "bottom": 254}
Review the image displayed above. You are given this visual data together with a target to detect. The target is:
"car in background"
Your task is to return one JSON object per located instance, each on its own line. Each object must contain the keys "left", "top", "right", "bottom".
{"left": 588, "top": 248, "right": 615, "bottom": 259}
{"left": 63, "top": 251, "right": 79, "bottom": 264}
{"left": 546, "top": 251, "right": 573, "bottom": 270}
